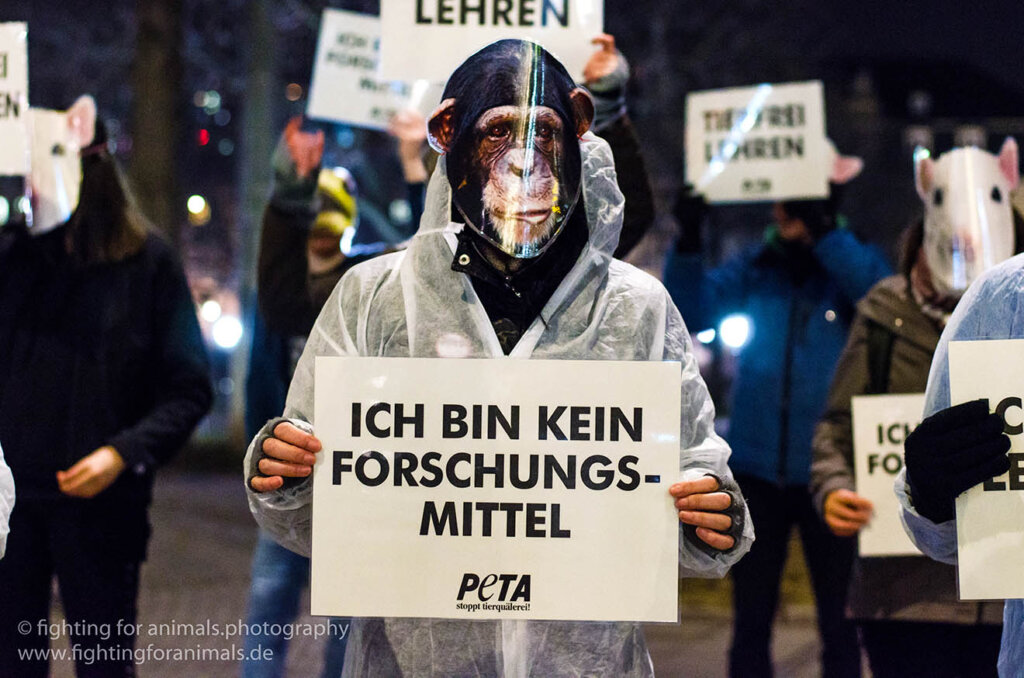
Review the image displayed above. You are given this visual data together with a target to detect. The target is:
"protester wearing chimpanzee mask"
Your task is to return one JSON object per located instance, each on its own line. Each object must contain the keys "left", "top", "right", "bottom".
{"left": 244, "top": 40, "right": 753, "bottom": 677}
{"left": 664, "top": 146, "right": 891, "bottom": 678}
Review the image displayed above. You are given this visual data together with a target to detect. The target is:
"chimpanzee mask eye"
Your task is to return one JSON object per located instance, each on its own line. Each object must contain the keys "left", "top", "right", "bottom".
{"left": 432, "top": 40, "right": 593, "bottom": 259}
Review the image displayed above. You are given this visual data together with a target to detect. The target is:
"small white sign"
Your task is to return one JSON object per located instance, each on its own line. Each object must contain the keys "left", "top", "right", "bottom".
{"left": 311, "top": 357, "right": 680, "bottom": 622}
{"left": 379, "top": 0, "right": 604, "bottom": 83}
{"left": 0, "top": 23, "right": 29, "bottom": 175}
{"left": 852, "top": 393, "right": 926, "bottom": 557}
{"left": 307, "top": 9, "right": 443, "bottom": 130}
{"left": 685, "top": 81, "right": 828, "bottom": 203}
{"left": 949, "top": 339, "right": 1024, "bottom": 599}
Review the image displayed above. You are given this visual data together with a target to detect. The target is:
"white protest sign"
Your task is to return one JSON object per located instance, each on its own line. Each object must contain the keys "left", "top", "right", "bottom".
{"left": 379, "top": 0, "right": 603, "bottom": 83}
{"left": 307, "top": 9, "right": 444, "bottom": 130}
{"left": 685, "top": 81, "right": 828, "bottom": 203}
{"left": 311, "top": 357, "right": 680, "bottom": 622}
{"left": 852, "top": 393, "right": 926, "bottom": 557}
{"left": 949, "top": 339, "right": 1024, "bottom": 599}
{"left": 0, "top": 23, "right": 29, "bottom": 175}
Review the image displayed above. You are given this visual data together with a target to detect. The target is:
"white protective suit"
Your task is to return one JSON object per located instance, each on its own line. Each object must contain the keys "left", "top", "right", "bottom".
{"left": 245, "top": 132, "right": 754, "bottom": 677}
{"left": 0, "top": 442, "right": 14, "bottom": 559}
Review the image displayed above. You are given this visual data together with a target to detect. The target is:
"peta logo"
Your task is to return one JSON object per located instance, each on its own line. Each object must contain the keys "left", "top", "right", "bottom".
{"left": 457, "top": 573, "right": 531, "bottom": 602}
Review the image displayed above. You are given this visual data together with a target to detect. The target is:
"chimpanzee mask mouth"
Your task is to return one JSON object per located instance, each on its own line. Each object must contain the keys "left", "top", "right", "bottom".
{"left": 428, "top": 40, "right": 594, "bottom": 259}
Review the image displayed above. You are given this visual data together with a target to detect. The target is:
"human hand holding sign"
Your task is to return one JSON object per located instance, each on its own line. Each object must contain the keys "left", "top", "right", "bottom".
{"left": 249, "top": 421, "right": 322, "bottom": 493}
{"left": 582, "top": 34, "right": 619, "bottom": 85}
{"left": 388, "top": 109, "right": 429, "bottom": 184}
{"left": 670, "top": 475, "right": 744, "bottom": 551}
{"left": 57, "top": 446, "right": 126, "bottom": 498}
{"left": 283, "top": 116, "right": 325, "bottom": 180}
{"left": 823, "top": 489, "right": 874, "bottom": 537}
{"left": 904, "top": 398, "right": 1010, "bottom": 524}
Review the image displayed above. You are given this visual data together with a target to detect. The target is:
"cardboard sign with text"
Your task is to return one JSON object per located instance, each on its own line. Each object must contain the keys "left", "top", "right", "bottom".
{"left": 307, "top": 9, "right": 444, "bottom": 130}
{"left": 0, "top": 23, "right": 29, "bottom": 175}
{"left": 378, "top": 0, "right": 603, "bottom": 82}
{"left": 311, "top": 357, "right": 680, "bottom": 621}
{"left": 852, "top": 393, "right": 925, "bottom": 557}
{"left": 685, "top": 81, "right": 828, "bottom": 203}
{"left": 949, "top": 339, "right": 1024, "bottom": 599}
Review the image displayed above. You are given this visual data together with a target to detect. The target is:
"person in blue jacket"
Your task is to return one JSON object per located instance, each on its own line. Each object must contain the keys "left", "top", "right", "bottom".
{"left": 663, "top": 146, "right": 890, "bottom": 678}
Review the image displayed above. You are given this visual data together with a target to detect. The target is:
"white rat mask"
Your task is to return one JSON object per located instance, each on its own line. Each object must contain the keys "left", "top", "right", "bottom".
{"left": 915, "top": 138, "right": 1020, "bottom": 296}
{"left": 27, "top": 95, "right": 96, "bottom": 235}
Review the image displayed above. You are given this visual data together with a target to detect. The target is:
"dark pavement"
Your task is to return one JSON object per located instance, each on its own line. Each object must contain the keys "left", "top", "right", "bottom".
{"left": 42, "top": 470, "right": 829, "bottom": 677}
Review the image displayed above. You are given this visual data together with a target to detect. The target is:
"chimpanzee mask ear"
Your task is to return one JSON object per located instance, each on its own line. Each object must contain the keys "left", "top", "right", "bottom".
{"left": 427, "top": 98, "right": 456, "bottom": 154}
{"left": 569, "top": 88, "right": 594, "bottom": 138}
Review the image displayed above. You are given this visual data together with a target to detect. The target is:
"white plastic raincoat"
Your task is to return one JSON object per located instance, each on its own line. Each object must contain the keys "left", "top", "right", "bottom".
{"left": 0, "top": 442, "right": 13, "bottom": 559}
{"left": 896, "top": 253, "right": 1024, "bottom": 677}
{"left": 245, "top": 132, "right": 754, "bottom": 677}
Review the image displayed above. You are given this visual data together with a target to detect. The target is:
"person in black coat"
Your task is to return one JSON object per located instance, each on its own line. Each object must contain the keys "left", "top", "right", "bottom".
{"left": 0, "top": 98, "right": 212, "bottom": 678}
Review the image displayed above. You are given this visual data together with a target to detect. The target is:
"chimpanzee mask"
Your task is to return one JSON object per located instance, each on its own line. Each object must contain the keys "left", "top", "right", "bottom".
{"left": 427, "top": 40, "right": 594, "bottom": 259}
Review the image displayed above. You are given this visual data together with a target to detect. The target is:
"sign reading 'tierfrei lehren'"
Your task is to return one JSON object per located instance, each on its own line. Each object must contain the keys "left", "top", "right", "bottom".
{"left": 378, "top": 0, "right": 604, "bottom": 83}
{"left": 685, "top": 81, "right": 828, "bottom": 203}
{"left": 311, "top": 357, "right": 680, "bottom": 622}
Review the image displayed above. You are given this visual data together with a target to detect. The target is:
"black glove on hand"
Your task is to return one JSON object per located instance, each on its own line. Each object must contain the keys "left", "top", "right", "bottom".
{"left": 904, "top": 399, "right": 1010, "bottom": 523}
{"left": 673, "top": 183, "right": 708, "bottom": 254}
{"left": 683, "top": 474, "right": 747, "bottom": 556}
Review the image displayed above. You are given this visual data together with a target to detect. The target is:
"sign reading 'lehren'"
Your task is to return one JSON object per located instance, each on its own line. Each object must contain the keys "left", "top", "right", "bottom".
{"left": 378, "top": 0, "right": 604, "bottom": 83}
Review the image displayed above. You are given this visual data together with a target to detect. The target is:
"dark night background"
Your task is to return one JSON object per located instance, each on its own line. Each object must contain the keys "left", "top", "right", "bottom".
{"left": 2, "top": 0, "right": 1022, "bottom": 448}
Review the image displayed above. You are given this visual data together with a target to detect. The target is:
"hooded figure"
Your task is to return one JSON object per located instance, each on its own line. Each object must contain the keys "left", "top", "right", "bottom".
{"left": 245, "top": 40, "right": 753, "bottom": 678}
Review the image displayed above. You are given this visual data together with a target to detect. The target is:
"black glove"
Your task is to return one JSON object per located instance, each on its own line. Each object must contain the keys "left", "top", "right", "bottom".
{"left": 683, "top": 474, "right": 746, "bottom": 556}
{"left": 904, "top": 399, "right": 1010, "bottom": 523}
{"left": 673, "top": 183, "right": 708, "bottom": 254}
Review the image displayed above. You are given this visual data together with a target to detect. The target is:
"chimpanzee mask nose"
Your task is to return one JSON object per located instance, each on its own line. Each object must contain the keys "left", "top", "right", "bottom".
{"left": 428, "top": 40, "right": 594, "bottom": 259}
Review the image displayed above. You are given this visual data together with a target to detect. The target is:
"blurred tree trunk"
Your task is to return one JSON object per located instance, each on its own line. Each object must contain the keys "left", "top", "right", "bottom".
{"left": 239, "top": 0, "right": 274, "bottom": 295}
{"left": 230, "top": 0, "right": 275, "bottom": 441}
{"left": 130, "top": 0, "right": 182, "bottom": 241}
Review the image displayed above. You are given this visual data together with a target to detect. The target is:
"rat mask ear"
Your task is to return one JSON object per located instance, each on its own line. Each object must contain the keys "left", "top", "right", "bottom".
{"left": 66, "top": 95, "right": 97, "bottom": 150}
{"left": 824, "top": 139, "right": 863, "bottom": 185}
{"left": 427, "top": 98, "right": 457, "bottom": 154}
{"left": 998, "top": 137, "right": 1020, "bottom": 190}
{"left": 568, "top": 87, "right": 594, "bottom": 138}
{"left": 914, "top": 148, "right": 935, "bottom": 200}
